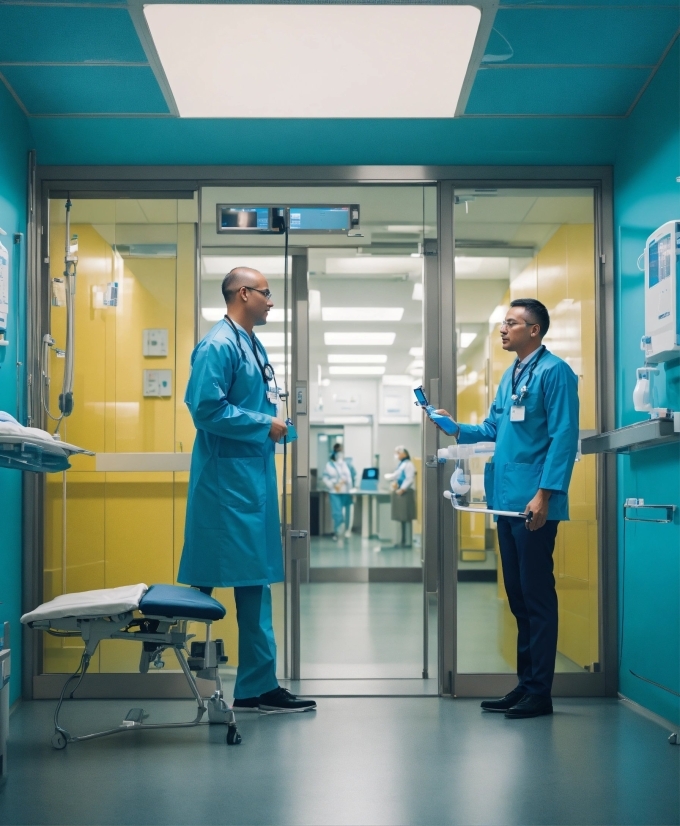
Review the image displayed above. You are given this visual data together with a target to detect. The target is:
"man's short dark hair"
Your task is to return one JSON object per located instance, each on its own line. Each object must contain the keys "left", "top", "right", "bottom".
{"left": 510, "top": 298, "right": 550, "bottom": 337}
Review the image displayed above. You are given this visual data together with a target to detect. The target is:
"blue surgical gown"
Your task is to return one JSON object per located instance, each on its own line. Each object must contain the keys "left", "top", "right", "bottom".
{"left": 457, "top": 348, "right": 579, "bottom": 521}
{"left": 178, "top": 318, "right": 284, "bottom": 588}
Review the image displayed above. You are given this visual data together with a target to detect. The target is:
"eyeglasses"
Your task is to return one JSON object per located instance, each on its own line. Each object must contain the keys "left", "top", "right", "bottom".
{"left": 244, "top": 286, "right": 272, "bottom": 300}
{"left": 500, "top": 320, "right": 531, "bottom": 329}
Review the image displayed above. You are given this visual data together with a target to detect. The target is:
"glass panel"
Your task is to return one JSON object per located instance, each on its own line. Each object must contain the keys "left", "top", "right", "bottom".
{"left": 43, "top": 196, "right": 197, "bottom": 674}
{"left": 199, "top": 185, "right": 437, "bottom": 688}
{"left": 453, "top": 187, "right": 599, "bottom": 675}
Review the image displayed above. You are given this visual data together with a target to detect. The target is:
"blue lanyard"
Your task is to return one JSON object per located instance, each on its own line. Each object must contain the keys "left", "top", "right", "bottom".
{"left": 511, "top": 346, "right": 546, "bottom": 401}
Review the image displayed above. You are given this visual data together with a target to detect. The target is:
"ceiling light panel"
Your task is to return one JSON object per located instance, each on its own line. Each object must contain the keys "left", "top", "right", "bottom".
{"left": 256, "top": 333, "right": 291, "bottom": 347}
{"left": 326, "top": 257, "right": 424, "bottom": 276}
{"left": 266, "top": 309, "right": 291, "bottom": 323}
{"left": 322, "top": 307, "right": 404, "bottom": 322}
{"left": 328, "top": 355, "right": 388, "bottom": 364}
{"left": 325, "top": 333, "right": 396, "bottom": 346}
{"left": 202, "top": 308, "right": 225, "bottom": 321}
{"left": 329, "top": 366, "right": 386, "bottom": 376}
{"left": 409, "top": 347, "right": 423, "bottom": 358}
{"left": 146, "top": 5, "right": 481, "bottom": 118}
{"left": 460, "top": 333, "right": 478, "bottom": 349}
{"left": 202, "top": 256, "right": 292, "bottom": 278}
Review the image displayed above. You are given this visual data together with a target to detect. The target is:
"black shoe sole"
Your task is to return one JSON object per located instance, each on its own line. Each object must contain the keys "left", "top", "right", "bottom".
{"left": 505, "top": 708, "right": 553, "bottom": 718}
{"left": 481, "top": 705, "right": 516, "bottom": 713}
{"left": 258, "top": 704, "right": 317, "bottom": 714}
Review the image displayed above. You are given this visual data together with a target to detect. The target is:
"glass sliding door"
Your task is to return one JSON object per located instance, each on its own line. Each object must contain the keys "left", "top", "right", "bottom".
{"left": 199, "top": 184, "right": 437, "bottom": 692}
{"left": 451, "top": 186, "right": 602, "bottom": 693}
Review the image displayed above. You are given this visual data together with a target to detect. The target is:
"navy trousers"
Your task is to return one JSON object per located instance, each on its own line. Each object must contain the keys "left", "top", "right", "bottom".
{"left": 496, "top": 517, "right": 560, "bottom": 697}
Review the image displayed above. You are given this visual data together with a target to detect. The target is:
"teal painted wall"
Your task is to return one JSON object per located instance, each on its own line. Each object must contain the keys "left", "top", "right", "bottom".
{"left": 614, "top": 40, "right": 680, "bottom": 724}
{"left": 0, "top": 81, "right": 29, "bottom": 705}
{"left": 31, "top": 116, "right": 621, "bottom": 166}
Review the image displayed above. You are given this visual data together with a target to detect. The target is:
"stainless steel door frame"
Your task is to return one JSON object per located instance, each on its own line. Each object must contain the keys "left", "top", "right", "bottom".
{"left": 284, "top": 249, "right": 310, "bottom": 681}
{"left": 445, "top": 179, "right": 613, "bottom": 698}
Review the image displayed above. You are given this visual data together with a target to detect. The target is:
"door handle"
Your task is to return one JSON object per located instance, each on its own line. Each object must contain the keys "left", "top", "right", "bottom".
{"left": 287, "top": 528, "right": 308, "bottom": 561}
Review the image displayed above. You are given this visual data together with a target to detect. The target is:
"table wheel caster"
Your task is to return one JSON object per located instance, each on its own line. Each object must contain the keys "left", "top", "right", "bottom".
{"left": 51, "top": 731, "right": 68, "bottom": 750}
{"left": 226, "top": 724, "right": 242, "bottom": 745}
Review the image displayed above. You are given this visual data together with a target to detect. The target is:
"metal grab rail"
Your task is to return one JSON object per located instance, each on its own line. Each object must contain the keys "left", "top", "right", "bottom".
{"left": 623, "top": 500, "right": 676, "bottom": 524}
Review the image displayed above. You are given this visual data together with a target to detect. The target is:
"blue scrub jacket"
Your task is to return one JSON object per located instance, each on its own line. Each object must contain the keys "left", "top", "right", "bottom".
{"left": 178, "top": 318, "right": 284, "bottom": 588}
{"left": 457, "top": 348, "right": 579, "bottom": 521}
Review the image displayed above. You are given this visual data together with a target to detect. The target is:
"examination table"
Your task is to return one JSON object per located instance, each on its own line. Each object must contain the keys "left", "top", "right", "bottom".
{"left": 21, "top": 583, "right": 242, "bottom": 748}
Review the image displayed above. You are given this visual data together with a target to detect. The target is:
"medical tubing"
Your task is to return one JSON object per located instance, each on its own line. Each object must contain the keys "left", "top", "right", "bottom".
{"left": 60, "top": 199, "right": 76, "bottom": 412}
{"left": 41, "top": 336, "right": 64, "bottom": 423}
{"left": 54, "top": 651, "right": 90, "bottom": 735}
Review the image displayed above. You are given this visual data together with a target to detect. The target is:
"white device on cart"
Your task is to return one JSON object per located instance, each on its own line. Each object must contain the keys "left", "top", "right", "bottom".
{"left": 632, "top": 220, "right": 680, "bottom": 415}
{"left": 641, "top": 220, "right": 680, "bottom": 365}
{"left": 438, "top": 443, "right": 532, "bottom": 522}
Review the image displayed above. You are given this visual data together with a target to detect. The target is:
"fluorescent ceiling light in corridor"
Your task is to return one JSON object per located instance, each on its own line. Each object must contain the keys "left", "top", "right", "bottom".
{"left": 325, "top": 333, "right": 396, "bottom": 346}
{"left": 145, "top": 5, "right": 481, "bottom": 118}
{"left": 322, "top": 308, "right": 404, "bottom": 322}
{"left": 329, "top": 366, "right": 386, "bottom": 376}
{"left": 328, "top": 354, "right": 388, "bottom": 364}
{"left": 257, "top": 333, "right": 291, "bottom": 347}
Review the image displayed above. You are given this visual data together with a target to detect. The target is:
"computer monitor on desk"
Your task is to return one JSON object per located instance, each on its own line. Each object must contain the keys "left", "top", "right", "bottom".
{"left": 360, "top": 468, "right": 379, "bottom": 492}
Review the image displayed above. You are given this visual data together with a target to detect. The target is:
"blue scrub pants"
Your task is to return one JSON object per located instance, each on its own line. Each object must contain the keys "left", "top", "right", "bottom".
{"left": 233, "top": 585, "right": 279, "bottom": 700}
{"left": 330, "top": 493, "right": 352, "bottom": 533}
{"left": 496, "top": 517, "right": 560, "bottom": 697}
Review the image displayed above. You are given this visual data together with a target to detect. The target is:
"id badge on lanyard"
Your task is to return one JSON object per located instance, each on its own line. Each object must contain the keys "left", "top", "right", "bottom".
{"left": 510, "top": 405, "right": 526, "bottom": 422}
{"left": 266, "top": 387, "right": 280, "bottom": 404}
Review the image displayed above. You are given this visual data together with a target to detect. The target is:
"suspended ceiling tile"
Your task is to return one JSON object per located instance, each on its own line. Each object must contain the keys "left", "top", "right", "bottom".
{"left": 521, "top": 197, "right": 594, "bottom": 224}
{"left": 466, "top": 67, "right": 651, "bottom": 116}
{"left": 487, "top": 8, "right": 680, "bottom": 66}
{"left": 2, "top": 66, "right": 169, "bottom": 115}
{"left": 0, "top": 7, "right": 147, "bottom": 63}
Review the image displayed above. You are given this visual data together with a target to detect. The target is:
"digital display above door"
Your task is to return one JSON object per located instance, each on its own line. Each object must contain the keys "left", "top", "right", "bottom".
{"left": 216, "top": 204, "right": 360, "bottom": 234}
{"left": 288, "top": 205, "right": 360, "bottom": 233}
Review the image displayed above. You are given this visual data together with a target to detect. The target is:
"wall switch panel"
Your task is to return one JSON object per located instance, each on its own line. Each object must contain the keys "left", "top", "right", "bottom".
{"left": 143, "top": 369, "right": 172, "bottom": 398}
{"left": 143, "top": 328, "right": 169, "bottom": 357}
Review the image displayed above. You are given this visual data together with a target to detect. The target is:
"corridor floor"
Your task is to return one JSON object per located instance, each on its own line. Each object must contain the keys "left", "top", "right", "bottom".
{"left": 1, "top": 697, "right": 677, "bottom": 826}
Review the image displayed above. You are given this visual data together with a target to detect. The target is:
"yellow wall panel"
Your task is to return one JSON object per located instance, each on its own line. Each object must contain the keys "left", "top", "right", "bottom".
{"left": 44, "top": 202, "right": 201, "bottom": 674}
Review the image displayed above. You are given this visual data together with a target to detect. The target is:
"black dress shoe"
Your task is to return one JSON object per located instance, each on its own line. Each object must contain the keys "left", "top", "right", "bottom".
{"left": 480, "top": 689, "right": 526, "bottom": 713}
{"left": 505, "top": 694, "right": 553, "bottom": 718}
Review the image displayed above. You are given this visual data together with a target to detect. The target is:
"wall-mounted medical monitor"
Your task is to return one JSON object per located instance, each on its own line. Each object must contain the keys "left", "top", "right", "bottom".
{"left": 216, "top": 205, "right": 273, "bottom": 233}
{"left": 288, "top": 205, "right": 360, "bottom": 233}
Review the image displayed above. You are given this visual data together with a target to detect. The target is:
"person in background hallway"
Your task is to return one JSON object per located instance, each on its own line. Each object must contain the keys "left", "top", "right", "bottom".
{"left": 431, "top": 298, "right": 579, "bottom": 718}
{"left": 384, "top": 446, "right": 416, "bottom": 548}
{"left": 178, "top": 266, "right": 316, "bottom": 714}
{"left": 323, "top": 443, "right": 355, "bottom": 541}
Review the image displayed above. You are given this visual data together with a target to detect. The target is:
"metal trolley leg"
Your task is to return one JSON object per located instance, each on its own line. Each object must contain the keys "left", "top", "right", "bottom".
{"left": 50, "top": 642, "right": 241, "bottom": 750}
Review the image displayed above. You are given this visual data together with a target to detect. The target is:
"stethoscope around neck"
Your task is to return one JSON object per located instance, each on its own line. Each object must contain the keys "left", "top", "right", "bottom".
{"left": 225, "top": 315, "right": 276, "bottom": 389}
{"left": 511, "top": 345, "right": 546, "bottom": 405}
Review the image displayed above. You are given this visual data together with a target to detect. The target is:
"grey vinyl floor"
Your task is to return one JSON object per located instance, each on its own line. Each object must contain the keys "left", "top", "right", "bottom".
{"left": 299, "top": 582, "right": 581, "bottom": 680}
{"left": 310, "top": 534, "right": 422, "bottom": 568}
{"left": 1, "top": 697, "right": 678, "bottom": 826}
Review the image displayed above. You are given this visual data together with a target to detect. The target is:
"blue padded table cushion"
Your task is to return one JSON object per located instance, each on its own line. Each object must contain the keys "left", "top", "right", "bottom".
{"left": 139, "top": 585, "right": 226, "bottom": 621}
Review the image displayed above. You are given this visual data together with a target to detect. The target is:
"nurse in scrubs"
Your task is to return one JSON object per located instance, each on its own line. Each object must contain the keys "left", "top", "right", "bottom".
{"left": 430, "top": 298, "right": 578, "bottom": 720}
{"left": 178, "top": 267, "right": 316, "bottom": 714}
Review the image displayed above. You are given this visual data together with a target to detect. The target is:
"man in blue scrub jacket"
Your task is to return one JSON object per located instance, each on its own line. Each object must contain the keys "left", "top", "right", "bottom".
{"left": 178, "top": 267, "right": 316, "bottom": 714}
{"left": 434, "top": 299, "right": 579, "bottom": 718}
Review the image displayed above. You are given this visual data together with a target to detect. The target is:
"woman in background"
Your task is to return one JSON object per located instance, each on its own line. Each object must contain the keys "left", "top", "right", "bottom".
{"left": 384, "top": 446, "right": 416, "bottom": 548}
{"left": 322, "top": 443, "right": 355, "bottom": 541}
